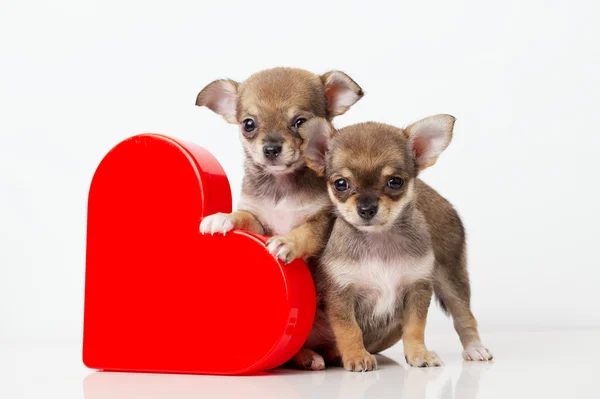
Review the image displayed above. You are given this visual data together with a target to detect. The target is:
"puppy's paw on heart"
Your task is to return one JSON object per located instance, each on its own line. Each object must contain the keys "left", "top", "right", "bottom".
{"left": 405, "top": 351, "right": 444, "bottom": 367}
{"left": 199, "top": 213, "right": 234, "bottom": 235}
{"left": 343, "top": 352, "right": 378, "bottom": 372}
{"left": 463, "top": 345, "right": 493, "bottom": 361}
{"left": 265, "top": 236, "right": 299, "bottom": 264}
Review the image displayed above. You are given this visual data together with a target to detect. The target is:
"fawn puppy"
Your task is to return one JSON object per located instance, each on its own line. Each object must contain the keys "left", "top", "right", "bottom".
{"left": 196, "top": 68, "right": 362, "bottom": 253}
{"left": 288, "top": 116, "right": 492, "bottom": 371}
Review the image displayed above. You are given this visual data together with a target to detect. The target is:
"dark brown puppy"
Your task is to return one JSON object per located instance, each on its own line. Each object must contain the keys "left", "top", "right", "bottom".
{"left": 289, "top": 116, "right": 492, "bottom": 371}
{"left": 196, "top": 68, "right": 363, "bottom": 369}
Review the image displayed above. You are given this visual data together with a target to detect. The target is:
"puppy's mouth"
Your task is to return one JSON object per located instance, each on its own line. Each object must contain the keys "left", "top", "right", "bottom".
{"left": 265, "top": 164, "right": 290, "bottom": 173}
{"left": 260, "top": 156, "right": 304, "bottom": 174}
{"left": 355, "top": 223, "right": 390, "bottom": 233}
{"left": 339, "top": 208, "right": 391, "bottom": 232}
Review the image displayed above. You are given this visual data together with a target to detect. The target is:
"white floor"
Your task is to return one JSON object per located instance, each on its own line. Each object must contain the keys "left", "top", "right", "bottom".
{"left": 1, "top": 330, "right": 598, "bottom": 399}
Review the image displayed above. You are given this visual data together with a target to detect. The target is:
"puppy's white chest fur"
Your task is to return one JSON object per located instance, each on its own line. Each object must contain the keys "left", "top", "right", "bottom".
{"left": 330, "top": 253, "right": 434, "bottom": 318}
{"left": 238, "top": 194, "right": 328, "bottom": 235}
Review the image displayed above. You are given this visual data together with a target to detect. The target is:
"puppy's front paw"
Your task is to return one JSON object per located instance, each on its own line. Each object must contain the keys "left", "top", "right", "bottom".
{"left": 265, "top": 236, "right": 300, "bottom": 264}
{"left": 463, "top": 345, "right": 493, "bottom": 361}
{"left": 405, "top": 350, "right": 444, "bottom": 367}
{"left": 199, "top": 213, "right": 234, "bottom": 235}
{"left": 343, "top": 352, "right": 377, "bottom": 372}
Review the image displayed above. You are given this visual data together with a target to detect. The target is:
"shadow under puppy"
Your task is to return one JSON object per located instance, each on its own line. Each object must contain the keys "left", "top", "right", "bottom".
{"left": 196, "top": 67, "right": 363, "bottom": 245}
{"left": 290, "top": 115, "right": 492, "bottom": 371}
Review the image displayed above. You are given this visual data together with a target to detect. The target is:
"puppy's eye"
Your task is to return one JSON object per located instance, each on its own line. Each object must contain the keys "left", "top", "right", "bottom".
{"left": 293, "top": 117, "right": 307, "bottom": 129}
{"left": 387, "top": 177, "right": 404, "bottom": 189}
{"left": 334, "top": 179, "right": 349, "bottom": 192}
{"left": 243, "top": 119, "right": 256, "bottom": 132}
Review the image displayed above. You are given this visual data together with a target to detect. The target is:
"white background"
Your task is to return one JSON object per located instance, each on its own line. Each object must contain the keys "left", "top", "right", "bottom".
{"left": 1, "top": 0, "right": 599, "bottom": 345}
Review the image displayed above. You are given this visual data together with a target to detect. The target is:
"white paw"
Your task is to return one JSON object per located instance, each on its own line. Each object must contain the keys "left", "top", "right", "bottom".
{"left": 265, "top": 236, "right": 298, "bottom": 264}
{"left": 199, "top": 213, "right": 234, "bottom": 235}
{"left": 463, "top": 345, "right": 493, "bottom": 361}
{"left": 292, "top": 348, "right": 326, "bottom": 371}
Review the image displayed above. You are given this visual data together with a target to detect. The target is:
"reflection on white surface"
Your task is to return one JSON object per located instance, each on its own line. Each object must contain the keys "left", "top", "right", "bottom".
{"left": 3, "top": 331, "right": 600, "bottom": 399}
{"left": 439, "top": 362, "right": 493, "bottom": 399}
{"left": 82, "top": 355, "right": 492, "bottom": 399}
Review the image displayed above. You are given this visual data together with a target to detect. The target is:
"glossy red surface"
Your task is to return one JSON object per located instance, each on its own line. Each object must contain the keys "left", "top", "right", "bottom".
{"left": 83, "top": 134, "right": 316, "bottom": 375}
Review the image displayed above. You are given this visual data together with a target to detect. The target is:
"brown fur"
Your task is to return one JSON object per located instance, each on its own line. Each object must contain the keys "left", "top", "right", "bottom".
{"left": 228, "top": 210, "right": 266, "bottom": 234}
{"left": 325, "top": 289, "right": 378, "bottom": 371}
{"left": 402, "top": 281, "right": 440, "bottom": 367}
{"left": 264, "top": 208, "right": 334, "bottom": 264}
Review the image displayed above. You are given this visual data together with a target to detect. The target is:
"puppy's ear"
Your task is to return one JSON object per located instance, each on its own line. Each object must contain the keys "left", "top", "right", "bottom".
{"left": 405, "top": 114, "right": 456, "bottom": 170}
{"left": 321, "top": 71, "right": 364, "bottom": 117}
{"left": 195, "top": 79, "right": 239, "bottom": 124}
{"left": 299, "top": 117, "right": 335, "bottom": 175}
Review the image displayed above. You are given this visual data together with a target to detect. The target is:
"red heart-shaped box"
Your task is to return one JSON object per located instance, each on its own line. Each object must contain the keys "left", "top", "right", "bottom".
{"left": 83, "top": 134, "right": 316, "bottom": 375}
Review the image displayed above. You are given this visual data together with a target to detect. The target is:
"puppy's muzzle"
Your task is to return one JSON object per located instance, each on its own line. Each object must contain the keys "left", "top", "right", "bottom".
{"left": 357, "top": 195, "right": 378, "bottom": 220}
{"left": 263, "top": 145, "right": 282, "bottom": 160}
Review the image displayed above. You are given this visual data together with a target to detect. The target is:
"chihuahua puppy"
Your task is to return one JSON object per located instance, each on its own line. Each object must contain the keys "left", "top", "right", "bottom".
{"left": 196, "top": 68, "right": 363, "bottom": 371}
{"left": 196, "top": 68, "right": 363, "bottom": 251}
{"left": 289, "top": 115, "right": 492, "bottom": 371}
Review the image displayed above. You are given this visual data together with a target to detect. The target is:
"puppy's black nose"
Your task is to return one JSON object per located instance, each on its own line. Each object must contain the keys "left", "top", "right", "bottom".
{"left": 263, "top": 145, "right": 282, "bottom": 160}
{"left": 357, "top": 202, "right": 378, "bottom": 220}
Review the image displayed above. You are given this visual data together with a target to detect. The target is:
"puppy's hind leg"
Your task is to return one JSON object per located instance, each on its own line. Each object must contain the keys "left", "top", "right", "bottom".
{"left": 433, "top": 255, "right": 493, "bottom": 361}
{"left": 290, "top": 348, "right": 326, "bottom": 371}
